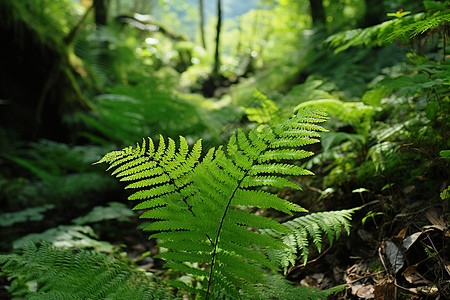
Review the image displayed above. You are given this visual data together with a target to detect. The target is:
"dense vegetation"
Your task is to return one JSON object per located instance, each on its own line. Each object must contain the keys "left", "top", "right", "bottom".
{"left": 0, "top": 0, "right": 449, "bottom": 299}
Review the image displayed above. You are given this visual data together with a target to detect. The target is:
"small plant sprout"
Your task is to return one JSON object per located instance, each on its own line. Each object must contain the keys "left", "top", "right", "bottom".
{"left": 352, "top": 187, "right": 369, "bottom": 204}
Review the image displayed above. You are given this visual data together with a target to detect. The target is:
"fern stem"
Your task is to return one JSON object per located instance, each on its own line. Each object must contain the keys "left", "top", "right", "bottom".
{"left": 205, "top": 169, "right": 249, "bottom": 299}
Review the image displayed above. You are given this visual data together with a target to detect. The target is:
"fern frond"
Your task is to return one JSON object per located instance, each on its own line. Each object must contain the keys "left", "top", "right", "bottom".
{"left": 326, "top": 9, "right": 450, "bottom": 53}
{"left": 0, "top": 243, "right": 171, "bottom": 299}
{"left": 263, "top": 207, "right": 360, "bottom": 273}
{"left": 390, "top": 9, "right": 450, "bottom": 39}
{"left": 96, "top": 107, "right": 327, "bottom": 298}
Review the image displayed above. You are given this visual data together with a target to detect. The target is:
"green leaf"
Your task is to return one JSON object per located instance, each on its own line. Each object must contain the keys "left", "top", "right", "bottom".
{"left": 352, "top": 188, "right": 369, "bottom": 193}
{"left": 441, "top": 186, "right": 450, "bottom": 200}
{"left": 0, "top": 205, "right": 55, "bottom": 227}
{"left": 387, "top": 10, "right": 411, "bottom": 18}
{"left": 12, "top": 225, "right": 114, "bottom": 253}
{"left": 440, "top": 150, "right": 450, "bottom": 160}
{"left": 72, "top": 202, "right": 135, "bottom": 225}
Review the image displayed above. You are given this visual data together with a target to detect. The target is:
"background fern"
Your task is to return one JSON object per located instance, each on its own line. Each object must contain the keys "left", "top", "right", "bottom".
{"left": 326, "top": 7, "right": 450, "bottom": 53}
{"left": 96, "top": 107, "right": 330, "bottom": 298}
{"left": 0, "top": 243, "right": 172, "bottom": 300}
{"left": 78, "top": 78, "right": 225, "bottom": 146}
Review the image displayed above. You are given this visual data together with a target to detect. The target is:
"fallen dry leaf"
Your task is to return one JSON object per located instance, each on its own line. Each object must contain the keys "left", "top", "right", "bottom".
{"left": 310, "top": 272, "right": 324, "bottom": 283}
{"left": 300, "top": 275, "right": 317, "bottom": 288}
{"left": 355, "top": 284, "right": 375, "bottom": 299}
{"left": 417, "top": 285, "right": 439, "bottom": 296}
{"left": 396, "top": 227, "right": 408, "bottom": 239}
{"left": 374, "top": 282, "right": 395, "bottom": 299}
{"left": 445, "top": 262, "right": 450, "bottom": 276}
{"left": 403, "top": 185, "right": 415, "bottom": 194}
{"left": 402, "top": 232, "right": 422, "bottom": 251}
{"left": 385, "top": 240, "right": 403, "bottom": 274}
{"left": 402, "top": 264, "right": 431, "bottom": 284}
{"left": 351, "top": 283, "right": 363, "bottom": 295}
{"left": 425, "top": 207, "right": 445, "bottom": 226}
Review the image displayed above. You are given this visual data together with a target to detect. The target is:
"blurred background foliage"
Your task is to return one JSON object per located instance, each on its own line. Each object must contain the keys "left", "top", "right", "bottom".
{"left": 0, "top": 0, "right": 449, "bottom": 298}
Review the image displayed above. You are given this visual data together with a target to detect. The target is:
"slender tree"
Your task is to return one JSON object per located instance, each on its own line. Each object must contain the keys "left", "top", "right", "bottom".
{"left": 115, "top": 0, "right": 120, "bottom": 16}
{"left": 94, "top": 0, "right": 108, "bottom": 26}
{"left": 358, "top": 0, "right": 386, "bottom": 28}
{"left": 309, "top": 0, "right": 326, "bottom": 27}
{"left": 199, "top": 0, "right": 207, "bottom": 49}
{"left": 212, "top": 0, "right": 222, "bottom": 78}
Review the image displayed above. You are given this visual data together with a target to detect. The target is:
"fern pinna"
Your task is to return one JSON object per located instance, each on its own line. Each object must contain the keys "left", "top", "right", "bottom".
{"left": 96, "top": 108, "right": 327, "bottom": 298}
{"left": 263, "top": 208, "right": 359, "bottom": 274}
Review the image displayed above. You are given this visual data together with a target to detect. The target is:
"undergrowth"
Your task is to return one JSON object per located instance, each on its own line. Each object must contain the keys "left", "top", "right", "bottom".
{"left": 1, "top": 108, "right": 351, "bottom": 299}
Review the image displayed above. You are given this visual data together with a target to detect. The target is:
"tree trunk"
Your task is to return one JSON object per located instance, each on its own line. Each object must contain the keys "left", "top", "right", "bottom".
{"left": 212, "top": 0, "right": 222, "bottom": 78}
{"left": 94, "top": 0, "right": 108, "bottom": 26}
{"left": 309, "top": 0, "right": 326, "bottom": 27}
{"left": 358, "top": 0, "right": 386, "bottom": 28}
{"left": 116, "top": 0, "right": 121, "bottom": 16}
{"left": 199, "top": 0, "right": 206, "bottom": 49}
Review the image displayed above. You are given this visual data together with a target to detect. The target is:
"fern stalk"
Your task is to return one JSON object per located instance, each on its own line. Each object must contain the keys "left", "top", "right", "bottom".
{"left": 206, "top": 173, "right": 243, "bottom": 298}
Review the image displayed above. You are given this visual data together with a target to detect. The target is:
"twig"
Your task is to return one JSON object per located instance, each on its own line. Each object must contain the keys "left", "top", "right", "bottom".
{"left": 378, "top": 246, "right": 389, "bottom": 275}
{"left": 285, "top": 246, "right": 331, "bottom": 276}
{"left": 346, "top": 271, "right": 385, "bottom": 285}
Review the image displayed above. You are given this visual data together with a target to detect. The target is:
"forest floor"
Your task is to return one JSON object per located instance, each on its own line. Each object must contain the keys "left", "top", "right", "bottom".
{"left": 1, "top": 150, "right": 448, "bottom": 299}
{"left": 287, "top": 192, "right": 449, "bottom": 299}
{"left": 92, "top": 184, "right": 449, "bottom": 299}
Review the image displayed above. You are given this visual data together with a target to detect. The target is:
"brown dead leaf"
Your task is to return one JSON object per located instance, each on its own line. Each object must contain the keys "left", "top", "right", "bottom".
{"left": 444, "top": 262, "right": 450, "bottom": 276}
{"left": 300, "top": 275, "right": 317, "bottom": 288}
{"left": 374, "top": 282, "right": 395, "bottom": 299}
{"left": 422, "top": 224, "right": 449, "bottom": 237}
{"left": 417, "top": 285, "right": 439, "bottom": 296}
{"left": 396, "top": 227, "right": 408, "bottom": 239}
{"left": 402, "top": 232, "right": 422, "bottom": 251}
{"left": 402, "top": 264, "right": 431, "bottom": 285}
{"left": 403, "top": 185, "right": 415, "bottom": 194}
{"left": 351, "top": 283, "right": 363, "bottom": 295}
{"left": 425, "top": 207, "right": 445, "bottom": 226}
{"left": 355, "top": 284, "right": 375, "bottom": 299}
{"left": 310, "top": 273, "right": 324, "bottom": 284}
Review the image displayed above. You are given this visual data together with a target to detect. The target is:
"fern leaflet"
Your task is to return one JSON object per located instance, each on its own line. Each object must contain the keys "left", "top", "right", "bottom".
{"left": 263, "top": 207, "right": 360, "bottom": 273}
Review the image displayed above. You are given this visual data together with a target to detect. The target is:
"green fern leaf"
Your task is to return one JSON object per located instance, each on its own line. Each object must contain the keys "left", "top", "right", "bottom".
{"left": 96, "top": 107, "right": 328, "bottom": 298}
{"left": 327, "top": 8, "right": 450, "bottom": 53}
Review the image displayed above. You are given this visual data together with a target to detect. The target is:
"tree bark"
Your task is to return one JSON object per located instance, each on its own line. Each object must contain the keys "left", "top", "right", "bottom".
{"left": 94, "top": 0, "right": 108, "bottom": 26}
{"left": 358, "top": 0, "right": 386, "bottom": 28}
{"left": 212, "top": 0, "right": 222, "bottom": 77}
{"left": 116, "top": 0, "right": 121, "bottom": 16}
{"left": 199, "top": 0, "right": 206, "bottom": 49}
{"left": 309, "top": 0, "right": 326, "bottom": 27}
